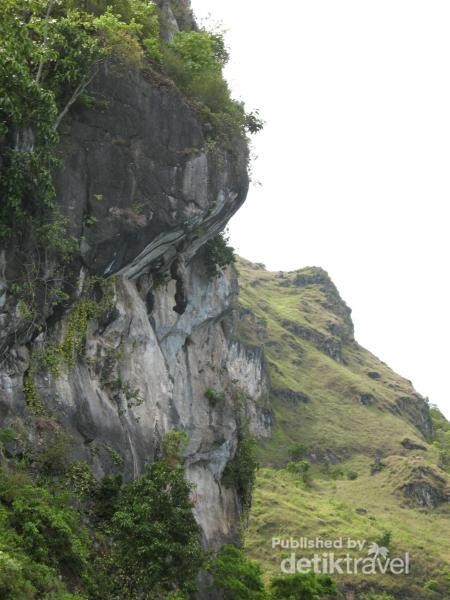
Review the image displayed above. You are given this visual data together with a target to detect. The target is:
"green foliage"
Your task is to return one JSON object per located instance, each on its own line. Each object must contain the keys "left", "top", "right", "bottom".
{"left": 106, "top": 446, "right": 123, "bottom": 467}
{"left": 162, "top": 430, "right": 189, "bottom": 465}
{"left": 39, "top": 277, "right": 114, "bottom": 373}
{"left": 244, "top": 110, "right": 264, "bottom": 135}
{"left": 360, "top": 593, "right": 396, "bottom": 600}
{"left": 430, "top": 405, "right": 450, "bottom": 472}
{"left": 93, "top": 8, "right": 143, "bottom": 66}
{"left": 204, "top": 233, "right": 236, "bottom": 278}
{"left": 110, "top": 378, "right": 143, "bottom": 415}
{"left": 370, "top": 457, "right": 387, "bottom": 475}
{"left": 110, "top": 461, "right": 204, "bottom": 597}
{"left": 64, "top": 462, "right": 96, "bottom": 499}
{"left": 204, "top": 387, "right": 225, "bottom": 405}
{"left": 36, "top": 429, "right": 72, "bottom": 476}
{"left": 223, "top": 427, "right": 258, "bottom": 515}
{"left": 0, "top": 470, "right": 91, "bottom": 597}
{"left": 269, "top": 572, "right": 339, "bottom": 599}
{"left": 287, "top": 460, "right": 312, "bottom": 485}
{"left": 0, "top": 450, "right": 209, "bottom": 597}
{"left": 23, "top": 276, "right": 115, "bottom": 413}
{"left": 376, "top": 531, "right": 392, "bottom": 549}
{"left": 319, "top": 462, "right": 345, "bottom": 481}
{"left": 423, "top": 570, "right": 450, "bottom": 597}
{"left": 0, "top": 1, "right": 93, "bottom": 241}
{"left": 164, "top": 30, "right": 261, "bottom": 141}
{"left": 167, "top": 30, "right": 226, "bottom": 76}
{"left": 60, "top": 299, "right": 101, "bottom": 367}
{"left": 208, "top": 545, "right": 267, "bottom": 600}
{"left": 93, "top": 474, "right": 122, "bottom": 522}
{"left": 347, "top": 470, "right": 359, "bottom": 480}
{"left": 23, "top": 373, "right": 45, "bottom": 416}
{"left": 0, "top": 429, "right": 17, "bottom": 445}
{"left": 288, "top": 443, "right": 307, "bottom": 462}
{"left": 0, "top": 0, "right": 160, "bottom": 242}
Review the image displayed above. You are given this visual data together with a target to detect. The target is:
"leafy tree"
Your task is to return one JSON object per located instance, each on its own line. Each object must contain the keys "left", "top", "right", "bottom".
{"left": 269, "top": 572, "right": 339, "bottom": 600}
{"left": 110, "top": 461, "right": 204, "bottom": 597}
{"left": 208, "top": 545, "right": 267, "bottom": 600}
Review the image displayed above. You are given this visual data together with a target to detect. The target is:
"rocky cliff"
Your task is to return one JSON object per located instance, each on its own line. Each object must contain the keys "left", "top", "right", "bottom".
{"left": 0, "top": 0, "right": 270, "bottom": 555}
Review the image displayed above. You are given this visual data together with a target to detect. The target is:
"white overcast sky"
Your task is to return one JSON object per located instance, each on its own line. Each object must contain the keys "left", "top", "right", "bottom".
{"left": 191, "top": 0, "right": 450, "bottom": 419}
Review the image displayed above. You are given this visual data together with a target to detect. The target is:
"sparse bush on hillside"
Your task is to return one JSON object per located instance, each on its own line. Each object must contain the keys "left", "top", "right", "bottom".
{"left": 288, "top": 443, "right": 307, "bottom": 462}
{"left": 360, "top": 592, "right": 396, "bottom": 600}
{"left": 370, "top": 456, "right": 386, "bottom": 475}
{"left": 320, "top": 462, "right": 345, "bottom": 480}
{"left": 424, "top": 570, "right": 450, "bottom": 597}
{"left": 287, "top": 460, "right": 312, "bottom": 485}
{"left": 376, "top": 531, "right": 392, "bottom": 549}
{"left": 269, "top": 572, "right": 339, "bottom": 599}
{"left": 347, "top": 470, "right": 359, "bottom": 480}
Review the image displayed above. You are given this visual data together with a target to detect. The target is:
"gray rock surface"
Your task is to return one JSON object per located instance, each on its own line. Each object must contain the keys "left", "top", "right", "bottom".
{"left": 0, "top": 23, "right": 267, "bottom": 556}
{"left": 0, "top": 258, "right": 271, "bottom": 546}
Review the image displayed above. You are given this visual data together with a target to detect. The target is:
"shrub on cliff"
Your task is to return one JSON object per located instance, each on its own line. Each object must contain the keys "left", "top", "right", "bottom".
{"left": 204, "top": 233, "right": 236, "bottom": 278}
{"left": 222, "top": 426, "right": 258, "bottom": 516}
{"left": 269, "top": 572, "right": 339, "bottom": 599}
{"left": 163, "top": 30, "right": 263, "bottom": 140}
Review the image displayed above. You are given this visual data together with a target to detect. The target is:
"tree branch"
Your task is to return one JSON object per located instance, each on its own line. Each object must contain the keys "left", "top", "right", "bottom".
{"left": 35, "top": 0, "right": 54, "bottom": 84}
{"left": 53, "top": 66, "right": 99, "bottom": 131}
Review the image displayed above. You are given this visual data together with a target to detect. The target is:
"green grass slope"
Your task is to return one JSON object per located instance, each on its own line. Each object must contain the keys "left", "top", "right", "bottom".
{"left": 236, "top": 258, "right": 450, "bottom": 599}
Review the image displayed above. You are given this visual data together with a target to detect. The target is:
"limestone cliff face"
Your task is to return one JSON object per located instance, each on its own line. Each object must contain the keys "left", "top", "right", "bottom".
{"left": 0, "top": 0, "right": 248, "bottom": 351}
{"left": 55, "top": 60, "right": 249, "bottom": 280}
{"left": 1, "top": 259, "right": 270, "bottom": 546}
{"left": 0, "top": 0, "right": 270, "bottom": 550}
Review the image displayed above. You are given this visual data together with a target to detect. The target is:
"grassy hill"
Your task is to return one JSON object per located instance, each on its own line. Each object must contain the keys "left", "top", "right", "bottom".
{"left": 236, "top": 258, "right": 450, "bottom": 599}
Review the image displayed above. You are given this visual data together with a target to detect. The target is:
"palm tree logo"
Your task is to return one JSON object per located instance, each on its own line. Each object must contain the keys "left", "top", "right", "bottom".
{"left": 367, "top": 543, "right": 389, "bottom": 560}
